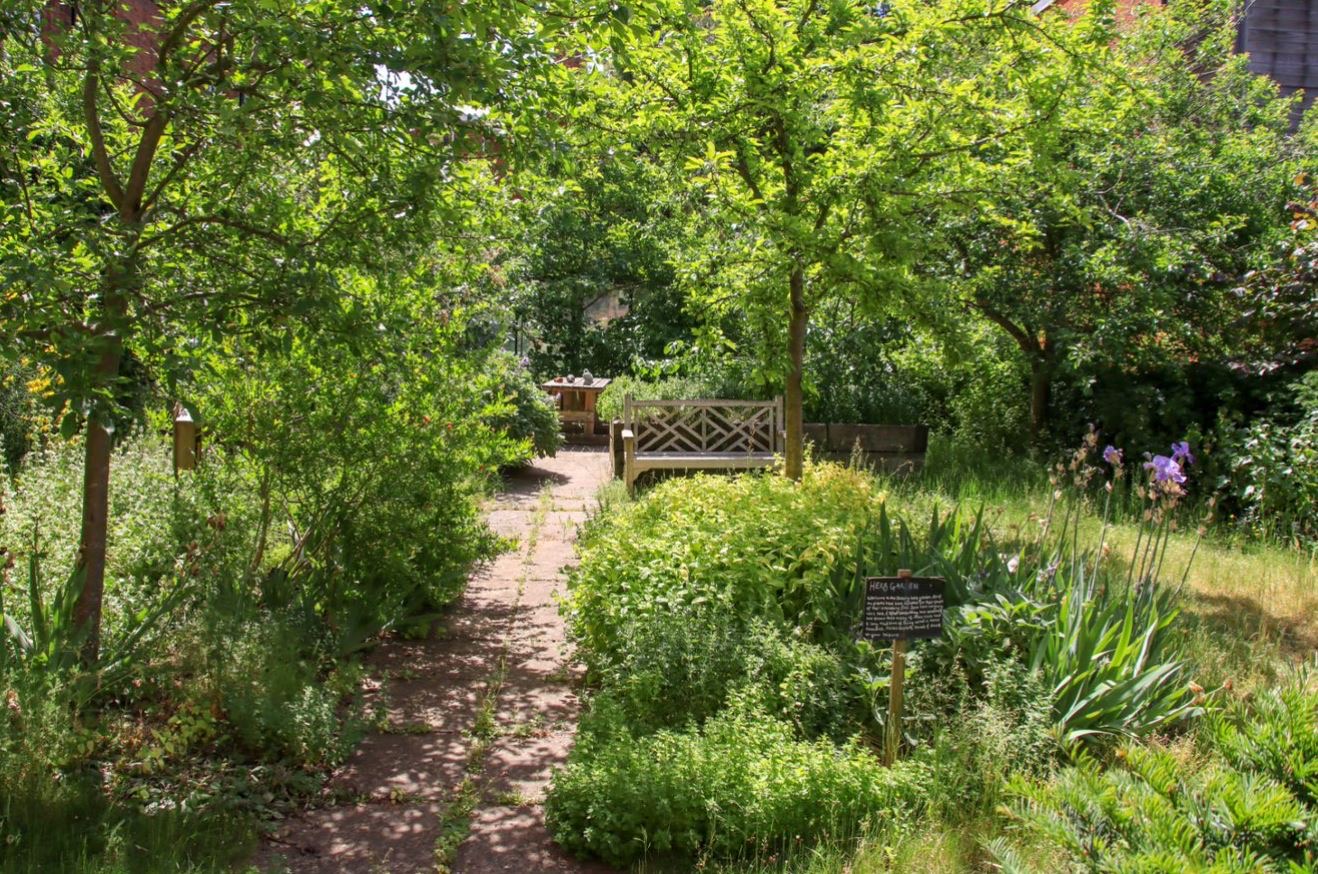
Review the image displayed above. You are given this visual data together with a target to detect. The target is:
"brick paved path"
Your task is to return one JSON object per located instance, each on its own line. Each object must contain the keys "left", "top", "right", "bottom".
{"left": 259, "top": 449, "right": 613, "bottom": 873}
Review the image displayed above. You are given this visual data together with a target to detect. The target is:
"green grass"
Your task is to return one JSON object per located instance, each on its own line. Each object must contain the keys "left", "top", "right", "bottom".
{"left": 0, "top": 781, "right": 259, "bottom": 874}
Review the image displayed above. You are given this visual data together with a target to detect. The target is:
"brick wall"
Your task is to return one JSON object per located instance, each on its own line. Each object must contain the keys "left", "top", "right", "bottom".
{"left": 1044, "top": 0, "right": 1157, "bottom": 29}
{"left": 45, "top": 1, "right": 162, "bottom": 81}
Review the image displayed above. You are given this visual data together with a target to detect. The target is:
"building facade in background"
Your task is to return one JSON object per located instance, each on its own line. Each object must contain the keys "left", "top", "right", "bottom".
{"left": 1037, "top": 0, "right": 1317, "bottom": 124}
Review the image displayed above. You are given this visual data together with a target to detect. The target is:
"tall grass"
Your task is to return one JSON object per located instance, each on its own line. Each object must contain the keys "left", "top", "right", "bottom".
{"left": 883, "top": 434, "right": 1316, "bottom": 693}
{"left": 0, "top": 785, "right": 257, "bottom": 874}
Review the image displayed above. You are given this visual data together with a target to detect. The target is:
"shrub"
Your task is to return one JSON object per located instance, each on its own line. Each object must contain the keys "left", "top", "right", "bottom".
{"left": 205, "top": 615, "right": 359, "bottom": 768}
{"left": 557, "top": 452, "right": 1211, "bottom": 871}
{"left": 198, "top": 322, "right": 515, "bottom": 648}
{"left": 566, "top": 464, "right": 878, "bottom": 669}
{"left": 995, "top": 674, "right": 1318, "bottom": 871}
{"left": 919, "top": 656, "right": 1056, "bottom": 823}
{"left": 0, "top": 433, "right": 250, "bottom": 692}
{"left": 994, "top": 744, "right": 1316, "bottom": 871}
{"left": 481, "top": 351, "right": 562, "bottom": 461}
{"left": 595, "top": 373, "right": 727, "bottom": 422}
{"left": 1216, "top": 371, "right": 1318, "bottom": 546}
{"left": 0, "top": 668, "right": 78, "bottom": 797}
{"left": 802, "top": 312, "right": 929, "bottom": 426}
{"left": 593, "top": 611, "right": 861, "bottom": 740}
{"left": 546, "top": 697, "right": 926, "bottom": 866}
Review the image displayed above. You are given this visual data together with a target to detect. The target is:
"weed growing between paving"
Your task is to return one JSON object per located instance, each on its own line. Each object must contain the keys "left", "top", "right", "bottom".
{"left": 432, "top": 483, "right": 554, "bottom": 870}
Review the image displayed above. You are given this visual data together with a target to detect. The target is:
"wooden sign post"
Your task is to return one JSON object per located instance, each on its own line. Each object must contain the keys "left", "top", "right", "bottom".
{"left": 860, "top": 569, "right": 945, "bottom": 766}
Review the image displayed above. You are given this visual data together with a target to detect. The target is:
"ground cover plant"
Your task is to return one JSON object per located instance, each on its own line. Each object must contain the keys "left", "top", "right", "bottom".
{"left": 993, "top": 677, "right": 1318, "bottom": 872}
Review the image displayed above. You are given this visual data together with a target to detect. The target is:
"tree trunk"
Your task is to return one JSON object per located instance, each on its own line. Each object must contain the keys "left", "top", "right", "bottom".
{"left": 74, "top": 420, "right": 114, "bottom": 663}
{"left": 784, "top": 265, "right": 808, "bottom": 481}
{"left": 1028, "top": 354, "right": 1053, "bottom": 443}
{"left": 72, "top": 287, "right": 128, "bottom": 665}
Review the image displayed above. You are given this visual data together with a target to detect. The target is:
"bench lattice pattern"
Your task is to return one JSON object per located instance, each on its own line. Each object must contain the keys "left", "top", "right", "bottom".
{"left": 621, "top": 397, "right": 783, "bottom": 491}
{"left": 632, "top": 402, "right": 776, "bottom": 454}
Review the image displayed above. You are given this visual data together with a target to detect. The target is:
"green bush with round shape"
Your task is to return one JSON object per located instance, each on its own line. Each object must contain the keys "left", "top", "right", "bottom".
{"left": 480, "top": 351, "right": 563, "bottom": 462}
{"left": 565, "top": 464, "right": 879, "bottom": 670}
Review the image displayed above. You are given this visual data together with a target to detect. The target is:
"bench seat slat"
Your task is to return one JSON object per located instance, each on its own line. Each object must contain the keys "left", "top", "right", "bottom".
{"left": 633, "top": 452, "right": 775, "bottom": 469}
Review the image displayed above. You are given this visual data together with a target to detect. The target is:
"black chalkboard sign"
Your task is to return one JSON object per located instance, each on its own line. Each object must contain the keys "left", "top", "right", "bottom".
{"left": 861, "top": 576, "right": 945, "bottom": 641}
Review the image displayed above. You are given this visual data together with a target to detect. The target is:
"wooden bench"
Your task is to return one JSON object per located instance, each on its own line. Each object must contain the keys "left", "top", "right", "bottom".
{"left": 621, "top": 396, "right": 783, "bottom": 492}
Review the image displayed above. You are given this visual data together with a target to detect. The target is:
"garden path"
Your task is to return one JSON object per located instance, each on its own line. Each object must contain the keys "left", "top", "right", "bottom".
{"left": 258, "top": 448, "right": 614, "bottom": 874}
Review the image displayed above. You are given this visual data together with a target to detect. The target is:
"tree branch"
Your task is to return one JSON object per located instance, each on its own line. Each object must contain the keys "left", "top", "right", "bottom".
{"left": 136, "top": 213, "right": 292, "bottom": 250}
{"left": 83, "top": 68, "right": 125, "bottom": 212}
{"left": 974, "top": 298, "right": 1040, "bottom": 356}
{"left": 157, "top": 0, "right": 224, "bottom": 69}
{"left": 734, "top": 141, "right": 767, "bottom": 205}
{"left": 142, "top": 138, "right": 205, "bottom": 214}
{"left": 123, "top": 110, "right": 167, "bottom": 217}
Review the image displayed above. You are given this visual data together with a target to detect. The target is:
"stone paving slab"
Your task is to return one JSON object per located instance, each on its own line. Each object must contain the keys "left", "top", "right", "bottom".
{"left": 454, "top": 806, "right": 614, "bottom": 874}
{"left": 327, "top": 732, "right": 472, "bottom": 801}
{"left": 263, "top": 802, "right": 444, "bottom": 874}
{"left": 456, "top": 449, "right": 612, "bottom": 874}
{"left": 479, "top": 730, "right": 577, "bottom": 800}
{"left": 364, "top": 635, "right": 495, "bottom": 667}
{"left": 502, "top": 603, "right": 567, "bottom": 643}
{"left": 493, "top": 676, "right": 579, "bottom": 728}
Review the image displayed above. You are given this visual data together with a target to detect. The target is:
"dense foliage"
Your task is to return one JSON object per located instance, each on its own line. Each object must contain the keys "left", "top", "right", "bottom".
{"left": 549, "top": 445, "right": 1226, "bottom": 865}
{"left": 996, "top": 679, "right": 1318, "bottom": 871}
{"left": 479, "top": 352, "right": 566, "bottom": 462}
{"left": 0, "top": 0, "right": 1313, "bottom": 869}
{"left": 506, "top": 158, "right": 694, "bottom": 379}
{"left": 548, "top": 698, "right": 928, "bottom": 866}
{"left": 942, "top": 3, "right": 1300, "bottom": 440}
{"left": 0, "top": 306, "right": 556, "bottom": 870}
{"left": 509, "top": 0, "right": 1315, "bottom": 541}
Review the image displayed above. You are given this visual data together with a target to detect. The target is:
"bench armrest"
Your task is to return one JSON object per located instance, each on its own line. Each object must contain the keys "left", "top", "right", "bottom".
{"left": 621, "top": 428, "right": 638, "bottom": 491}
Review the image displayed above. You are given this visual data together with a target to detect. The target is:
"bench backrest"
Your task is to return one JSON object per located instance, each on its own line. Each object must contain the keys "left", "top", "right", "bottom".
{"left": 624, "top": 396, "right": 783, "bottom": 454}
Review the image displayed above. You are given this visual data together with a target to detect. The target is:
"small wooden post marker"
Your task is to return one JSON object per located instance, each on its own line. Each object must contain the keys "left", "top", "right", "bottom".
{"left": 860, "top": 568, "right": 945, "bottom": 766}
{"left": 173, "top": 406, "right": 197, "bottom": 472}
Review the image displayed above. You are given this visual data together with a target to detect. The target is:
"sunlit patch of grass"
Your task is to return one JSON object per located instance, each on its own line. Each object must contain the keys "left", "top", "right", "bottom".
{"left": 883, "top": 451, "right": 1315, "bottom": 693}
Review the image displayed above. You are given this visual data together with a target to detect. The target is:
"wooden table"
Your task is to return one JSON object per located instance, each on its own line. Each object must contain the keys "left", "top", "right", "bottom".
{"left": 543, "top": 377, "right": 611, "bottom": 443}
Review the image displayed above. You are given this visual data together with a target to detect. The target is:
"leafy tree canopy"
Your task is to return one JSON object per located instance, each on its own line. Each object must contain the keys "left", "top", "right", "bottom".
{"left": 941, "top": 0, "right": 1305, "bottom": 439}
{"left": 563, "top": 0, "right": 1111, "bottom": 476}
{"left": 0, "top": 0, "right": 590, "bottom": 660}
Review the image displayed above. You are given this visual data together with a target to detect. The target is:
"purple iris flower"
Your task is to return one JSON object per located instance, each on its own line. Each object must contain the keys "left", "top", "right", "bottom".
{"left": 1103, "top": 445, "right": 1123, "bottom": 466}
{"left": 1144, "top": 455, "right": 1185, "bottom": 484}
{"left": 1171, "top": 441, "right": 1195, "bottom": 466}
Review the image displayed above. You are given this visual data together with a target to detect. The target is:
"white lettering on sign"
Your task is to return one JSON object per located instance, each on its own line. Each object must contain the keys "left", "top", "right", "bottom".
{"left": 861, "top": 577, "right": 945, "bottom": 641}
